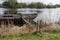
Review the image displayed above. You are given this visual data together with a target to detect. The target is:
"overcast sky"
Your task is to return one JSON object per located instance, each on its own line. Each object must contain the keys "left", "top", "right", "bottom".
{"left": 0, "top": 0, "right": 60, "bottom": 4}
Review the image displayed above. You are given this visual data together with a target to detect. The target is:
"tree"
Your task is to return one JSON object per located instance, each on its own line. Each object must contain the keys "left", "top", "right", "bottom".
{"left": 8, "top": 0, "right": 17, "bottom": 8}
{"left": 18, "top": 3, "right": 27, "bottom": 8}
{"left": 3, "top": 0, "right": 18, "bottom": 8}
{"left": 54, "top": 4, "right": 60, "bottom": 8}
{"left": 28, "top": 2, "right": 46, "bottom": 8}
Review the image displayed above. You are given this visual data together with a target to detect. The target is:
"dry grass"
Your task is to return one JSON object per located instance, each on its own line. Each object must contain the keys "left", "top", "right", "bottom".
{"left": 0, "top": 24, "right": 36, "bottom": 37}
{"left": 38, "top": 20, "right": 60, "bottom": 31}
{"left": 0, "top": 21, "right": 60, "bottom": 40}
{"left": 0, "top": 20, "right": 60, "bottom": 37}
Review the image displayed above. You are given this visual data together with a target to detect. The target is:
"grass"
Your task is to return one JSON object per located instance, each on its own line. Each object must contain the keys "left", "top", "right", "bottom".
{"left": 0, "top": 30, "right": 60, "bottom": 40}
{"left": 44, "top": 30, "right": 60, "bottom": 33}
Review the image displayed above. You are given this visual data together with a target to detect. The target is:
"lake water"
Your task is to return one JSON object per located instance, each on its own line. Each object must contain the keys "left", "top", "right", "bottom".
{"left": 0, "top": 8, "right": 60, "bottom": 23}
{"left": 34, "top": 8, "right": 60, "bottom": 23}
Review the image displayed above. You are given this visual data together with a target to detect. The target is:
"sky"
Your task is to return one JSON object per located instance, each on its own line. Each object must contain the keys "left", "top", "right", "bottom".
{"left": 0, "top": 0, "right": 60, "bottom": 5}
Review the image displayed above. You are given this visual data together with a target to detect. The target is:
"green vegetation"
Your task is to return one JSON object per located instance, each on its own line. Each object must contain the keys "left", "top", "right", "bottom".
{"left": 27, "top": 2, "right": 46, "bottom": 8}
{"left": 2, "top": 2, "right": 54, "bottom": 8}
{"left": 0, "top": 30, "right": 60, "bottom": 40}
{"left": 2, "top": 0, "right": 18, "bottom": 8}
{"left": 18, "top": 3, "right": 27, "bottom": 8}
{"left": 46, "top": 4, "right": 56, "bottom": 8}
{"left": 2, "top": 1, "right": 60, "bottom": 8}
{"left": 1, "top": 0, "right": 60, "bottom": 8}
{"left": 54, "top": 4, "right": 60, "bottom": 8}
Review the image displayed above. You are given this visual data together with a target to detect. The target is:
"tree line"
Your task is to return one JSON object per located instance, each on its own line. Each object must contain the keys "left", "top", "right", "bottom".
{"left": 1, "top": 0, "right": 60, "bottom": 8}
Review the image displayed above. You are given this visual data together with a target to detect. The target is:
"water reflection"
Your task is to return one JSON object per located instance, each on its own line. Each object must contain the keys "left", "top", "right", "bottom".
{"left": 4, "top": 9, "right": 17, "bottom": 14}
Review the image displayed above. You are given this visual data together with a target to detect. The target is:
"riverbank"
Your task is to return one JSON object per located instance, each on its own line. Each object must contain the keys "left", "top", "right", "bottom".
{"left": 0, "top": 30, "right": 60, "bottom": 40}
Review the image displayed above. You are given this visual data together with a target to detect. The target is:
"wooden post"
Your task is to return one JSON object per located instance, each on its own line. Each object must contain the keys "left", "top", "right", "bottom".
{"left": 5, "top": 21, "right": 6, "bottom": 27}
{"left": 10, "top": 21, "right": 11, "bottom": 27}
{"left": 1, "top": 21, "right": 4, "bottom": 28}
{"left": 1, "top": 21, "right": 3, "bottom": 28}
{"left": 11, "top": 21, "right": 12, "bottom": 27}
{"left": 36, "top": 21, "right": 38, "bottom": 32}
{"left": 0, "top": 21, "right": 1, "bottom": 28}
{"left": 39, "top": 20, "right": 41, "bottom": 33}
{"left": 36, "top": 20, "right": 42, "bottom": 33}
{"left": 11, "top": 21, "right": 13, "bottom": 27}
{"left": 38, "top": 21, "right": 40, "bottom": 33}
{"left": 1, "top": 22, "right": 2, "bottom": 27}
{"left": 8, "top": 20, "right": 11, "bottom": 28}
{"left": 36, "top": 21, "right": 39, "bottom": 32}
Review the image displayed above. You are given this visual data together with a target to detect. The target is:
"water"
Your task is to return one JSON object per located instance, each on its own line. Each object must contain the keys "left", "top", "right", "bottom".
{"left": 0, "top": 8, "right": 7, "bottom": 15}
{"left": 34, "top": 8, "right": 60, "bottom": 23}
{"left": 0, "top": 8, "right": 60, "bottom": 23}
